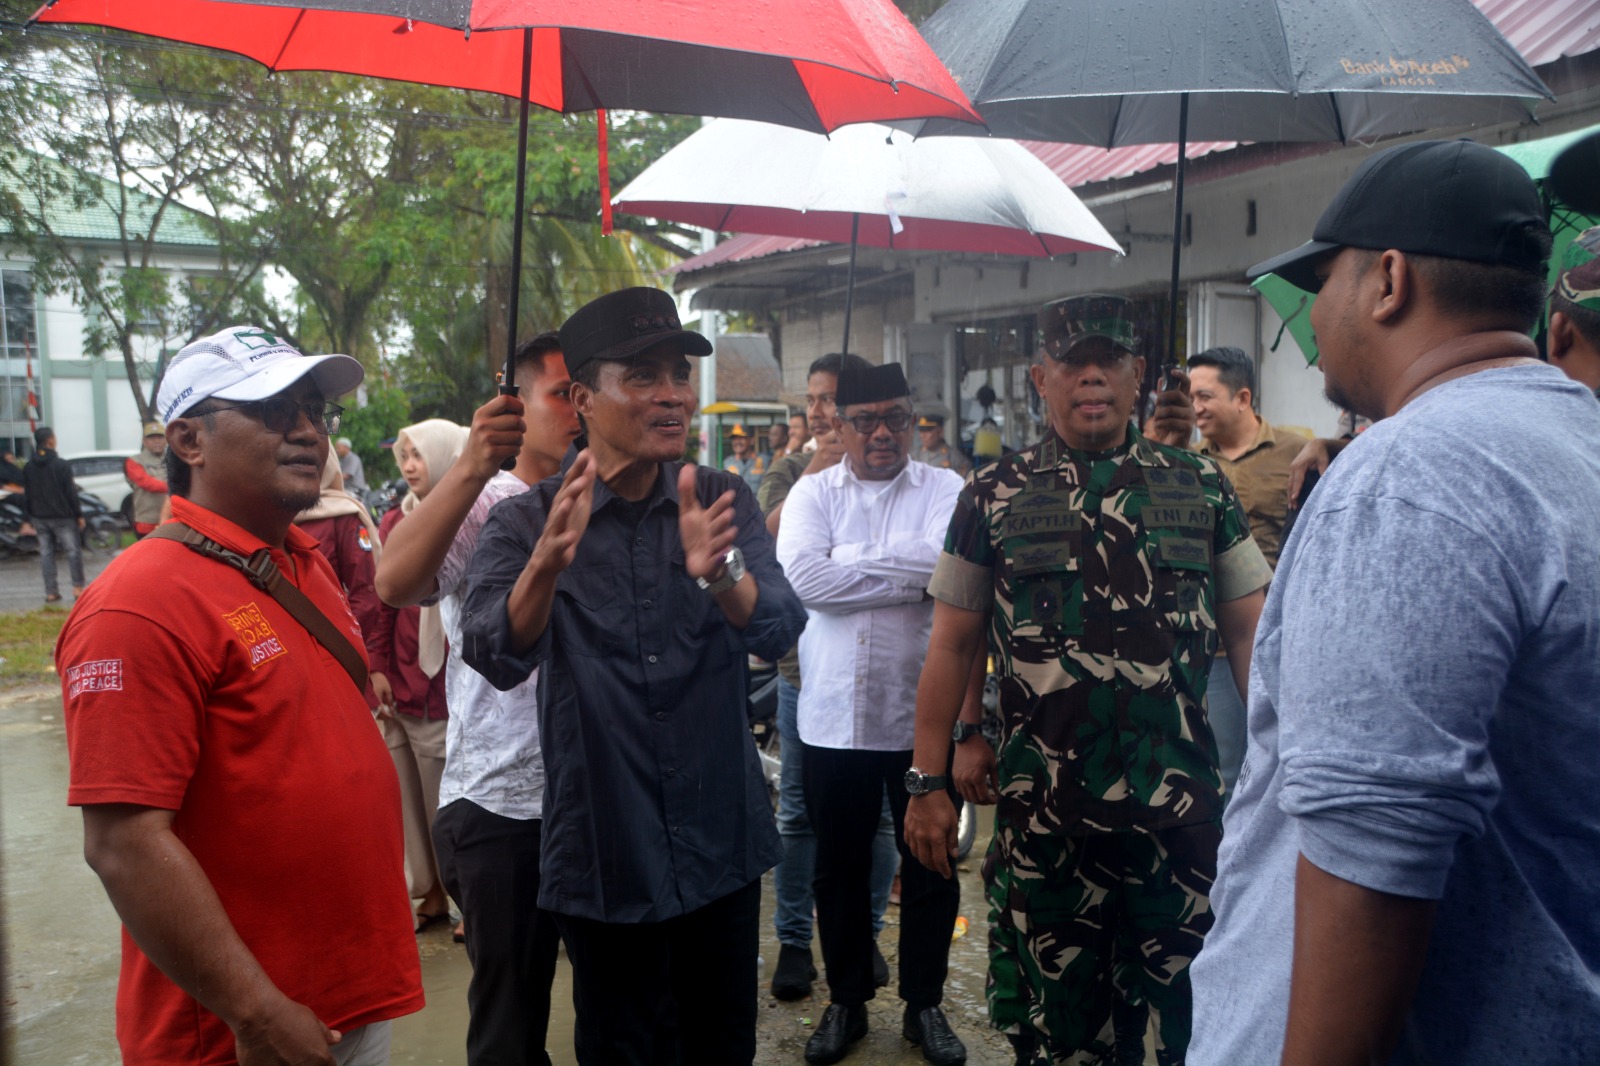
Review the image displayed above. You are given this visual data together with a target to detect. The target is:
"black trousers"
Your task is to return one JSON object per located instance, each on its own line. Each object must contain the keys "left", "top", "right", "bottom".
{"left": 432, "top": 799, "right": 563, "bottom": 1066}
{"left": 554, "top": 879, "right": 762, "bottom": 1066}
{"left": 802, "top": 743, "right": 960, "bottom": 1010}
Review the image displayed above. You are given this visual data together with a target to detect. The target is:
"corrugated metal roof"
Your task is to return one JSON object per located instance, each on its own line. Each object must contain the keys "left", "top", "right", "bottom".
{"left": 1022, "top": 140, "right": 1238, "bottom": 187}
{"left": 1477, "top": 0, "right": 1600, "bottom": 66}
{"left": 0, "top": 151, "right": 217, "bottom": 248}
{"left": 676, "top": 0, "right": 1599, "bottom": 274}
{"left": 672, "top": 233, "right": 822, "bottom": 272}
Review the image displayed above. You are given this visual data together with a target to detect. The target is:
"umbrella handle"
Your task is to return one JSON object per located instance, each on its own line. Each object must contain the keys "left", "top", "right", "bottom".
{"left": 840, "top": 214, "right": 860, "bottom": 356}
{"left": 1163, "top": 92, "right": 1190, "bottom": 379}
{"left": 498, "top": 28, "right": 535, "bottom": 470}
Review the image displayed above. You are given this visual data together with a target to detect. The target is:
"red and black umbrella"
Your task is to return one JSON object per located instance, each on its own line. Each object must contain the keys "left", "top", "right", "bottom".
{"left": 31, "top": 0, "right": 982, "bottom": 394}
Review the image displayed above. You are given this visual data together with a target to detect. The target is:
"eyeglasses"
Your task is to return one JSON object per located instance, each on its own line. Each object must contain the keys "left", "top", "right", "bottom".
{"left": 842, "top": 407, "right": 914, "bottom": 435}
{"left": 206, "top": 398, "right": 343, "bottom": 436}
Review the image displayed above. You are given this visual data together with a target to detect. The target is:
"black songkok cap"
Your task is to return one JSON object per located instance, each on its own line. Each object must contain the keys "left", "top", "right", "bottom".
{"left": 835, "top": 362, "right": 910, "bottom": 408}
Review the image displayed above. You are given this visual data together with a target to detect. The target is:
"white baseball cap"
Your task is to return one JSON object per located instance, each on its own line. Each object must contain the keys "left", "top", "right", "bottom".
{"left": 156, "top": 326, "right": 364, "bottom": 423}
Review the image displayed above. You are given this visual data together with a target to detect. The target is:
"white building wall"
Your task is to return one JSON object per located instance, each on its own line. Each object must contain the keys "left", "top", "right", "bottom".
{"left": 776, "top": 292, "right": 915, "bottom": 399}
{"left": 19, "top": 246, "right": 230, "bottom": 454}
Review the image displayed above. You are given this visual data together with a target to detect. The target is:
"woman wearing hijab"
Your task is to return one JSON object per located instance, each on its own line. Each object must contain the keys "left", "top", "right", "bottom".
{"left": 373, "top": 418, "right": 467, "bottom": 933}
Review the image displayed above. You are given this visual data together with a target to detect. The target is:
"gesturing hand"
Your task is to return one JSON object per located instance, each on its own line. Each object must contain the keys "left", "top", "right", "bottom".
{"left": 1146, "top": 368, "right": 1197, "bottom": 447}
{"left": 803, "top": 432, "right": 848, "bottom": 477}
{"left": 464, "top": 393, "right": 527, "bottom": 480}
{"left": 530, "top": 451, "right": 595, "bottom": 575}
{"left": 677, "top": 464, "right": 738, "bottom": 582}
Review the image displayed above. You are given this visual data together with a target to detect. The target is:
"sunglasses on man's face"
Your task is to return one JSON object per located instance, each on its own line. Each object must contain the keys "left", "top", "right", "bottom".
{"left": 841, "top": 408, "right": 914, "bottom": 435}
{"left": 208, "top": 397, "right": 343, "bottom": 436}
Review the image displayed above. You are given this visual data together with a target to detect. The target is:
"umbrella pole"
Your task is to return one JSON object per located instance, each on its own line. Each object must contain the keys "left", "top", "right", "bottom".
{"left": 841, "top": 213, "right": 860, "bottom": 356}
{"left": 500, "top": 27, "right": 534, "bottom": 401}
{"left": 1165, "top": 92, "right": 1190, "bottom": 379}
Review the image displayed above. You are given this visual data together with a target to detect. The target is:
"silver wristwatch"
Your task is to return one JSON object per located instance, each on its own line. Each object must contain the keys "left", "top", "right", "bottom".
{"left": 696, "top": 547, "right": 747, "bottom": 595}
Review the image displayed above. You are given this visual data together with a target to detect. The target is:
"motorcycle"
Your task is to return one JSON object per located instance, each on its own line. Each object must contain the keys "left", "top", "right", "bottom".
{"left": 0, "top": 490, "right": 121, "bottom": 556}
{"left": 78, "top": 491, "right": 120, "bottom": 552}
{"left": 368, "top": 476, "right": 407, "bottom": 522}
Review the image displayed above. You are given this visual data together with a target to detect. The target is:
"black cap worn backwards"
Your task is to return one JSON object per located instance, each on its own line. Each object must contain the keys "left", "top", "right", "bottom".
{"left": 1248, "top": 139, "right": 1548, "bottom": 294}
{"left": 835, "top": 362, "right": 910, "bottom": 408}
{"left": 558, "top": 287, "right": 713, "bottom": 377}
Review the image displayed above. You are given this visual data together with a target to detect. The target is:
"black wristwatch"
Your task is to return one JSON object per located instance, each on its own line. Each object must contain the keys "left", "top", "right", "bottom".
{"left": 904, "top": 766, "right": 949, "bottom": 796}
{"left": 952, "top": 720, "right": 983, "bottom": 744}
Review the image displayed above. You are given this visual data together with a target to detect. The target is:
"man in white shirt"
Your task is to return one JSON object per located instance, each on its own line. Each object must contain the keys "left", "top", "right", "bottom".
{"left": 777, "top": 362, "right": 967, "bottom": 1066}
{"left": 374, "top": 333, "right": 579, "bottom": 1066}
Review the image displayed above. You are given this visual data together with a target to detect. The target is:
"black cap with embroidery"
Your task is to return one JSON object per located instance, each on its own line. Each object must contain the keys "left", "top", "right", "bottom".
{"left": 558, "top": 287, "right": 712, "bottom": 377}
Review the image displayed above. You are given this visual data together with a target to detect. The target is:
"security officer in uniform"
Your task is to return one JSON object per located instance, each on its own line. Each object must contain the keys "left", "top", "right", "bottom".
{"left": 124, "top": 421, "right": 170, "bottom": 538}
{"left": 903, "top": 294, "right": 1269, "bottom": 1066}
{"left": 912, "top": 413, "right": 972, "bottom": 477}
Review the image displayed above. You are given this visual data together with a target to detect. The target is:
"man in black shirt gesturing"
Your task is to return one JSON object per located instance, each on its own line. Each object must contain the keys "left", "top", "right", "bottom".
{"left": 462, "top": 287, "right": 806, "bottom": 1066}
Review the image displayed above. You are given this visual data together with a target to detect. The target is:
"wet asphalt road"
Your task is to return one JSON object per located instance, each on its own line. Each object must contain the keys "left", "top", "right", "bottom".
{"left": 0, "top": 549, "right": 116, "bottom": 615}
{"left": 1, "top": 685, "right": 1028, "bottom": 1066}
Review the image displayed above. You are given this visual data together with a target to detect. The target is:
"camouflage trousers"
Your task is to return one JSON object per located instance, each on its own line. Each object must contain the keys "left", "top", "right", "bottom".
{"left": 983, "top": 820, "right": 1221, "bottom": 1066}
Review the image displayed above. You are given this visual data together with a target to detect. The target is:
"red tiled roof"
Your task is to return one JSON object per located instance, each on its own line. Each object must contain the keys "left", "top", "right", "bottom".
{"left": 672, "top": 0, "right": 1597, "bottom": 274}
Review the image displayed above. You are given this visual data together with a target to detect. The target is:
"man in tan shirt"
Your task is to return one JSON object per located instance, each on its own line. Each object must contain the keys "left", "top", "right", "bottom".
{"left": 1188, "top": 345, "right": 1307, "bottom": 796}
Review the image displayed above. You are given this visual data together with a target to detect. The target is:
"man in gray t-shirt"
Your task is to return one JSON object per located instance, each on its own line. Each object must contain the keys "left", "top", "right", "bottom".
{"left": 1191, "top": 141, "right": 1600, "bottom": 1065}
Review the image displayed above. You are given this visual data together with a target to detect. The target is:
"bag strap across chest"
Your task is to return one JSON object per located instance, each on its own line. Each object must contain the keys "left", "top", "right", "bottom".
{"left": 147, "top": 522, "right": 368, "bottom": 692}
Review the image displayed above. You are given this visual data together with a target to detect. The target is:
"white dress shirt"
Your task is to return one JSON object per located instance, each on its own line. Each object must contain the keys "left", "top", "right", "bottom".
{"left": 435, "top": 470, "right": 546, "bottom": 820}
{"left": 777, "top": 457, "right": 963, "bottom": 751}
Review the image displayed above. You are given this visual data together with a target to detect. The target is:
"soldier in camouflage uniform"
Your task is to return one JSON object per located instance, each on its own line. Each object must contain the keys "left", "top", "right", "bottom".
{"left": 904, "top": 294, "right": 1270, "bottom": 1066}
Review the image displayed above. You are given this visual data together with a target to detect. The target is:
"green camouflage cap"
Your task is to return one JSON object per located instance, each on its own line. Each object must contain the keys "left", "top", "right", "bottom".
{"left": 1557, "top": 226, "right": 1600, "bottom": 314}
{"left": 1040, "top": 293, "right": 1139, "bottom": 356}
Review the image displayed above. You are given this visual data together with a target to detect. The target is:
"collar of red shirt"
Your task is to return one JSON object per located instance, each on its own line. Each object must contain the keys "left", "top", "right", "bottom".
{"left": 169, "top": 496, "right": 320, "bottom": 569}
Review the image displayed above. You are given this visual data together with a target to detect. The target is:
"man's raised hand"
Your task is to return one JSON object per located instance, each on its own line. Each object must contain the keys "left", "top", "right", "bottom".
{"left": 530, "top": 450, "right": 595, "bottom": 575}
{"left": 464, "top": 394, "right": 527, "bottom": 480}
{"left": 803, "top": 431, "right": 848, "bottom": 477}
{"left": 678, "top": 464, "right": 738, "bottom": 582}
{"left": 1146, "top": 367, "right": 1197, "bottom": 447}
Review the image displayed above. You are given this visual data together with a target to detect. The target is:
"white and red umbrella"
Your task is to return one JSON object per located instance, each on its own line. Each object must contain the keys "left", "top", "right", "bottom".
{"left": 615, "top": 118, "right": 1123, "bottom": 354}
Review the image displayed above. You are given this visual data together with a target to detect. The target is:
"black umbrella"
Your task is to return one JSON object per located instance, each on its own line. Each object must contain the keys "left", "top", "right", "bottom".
{"left": 911, "top": 0, "right": 1553, "bottom": 369}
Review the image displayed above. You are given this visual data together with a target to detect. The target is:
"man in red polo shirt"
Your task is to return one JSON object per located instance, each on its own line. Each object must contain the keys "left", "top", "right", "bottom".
{"left": 58, "top": 326, "right": 423, "bottom": 1065}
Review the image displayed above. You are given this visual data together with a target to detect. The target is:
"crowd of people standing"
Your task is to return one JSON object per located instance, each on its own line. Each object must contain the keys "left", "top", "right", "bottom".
{"left": 48, "top": 133, "right": 1600, "bottom": 1066}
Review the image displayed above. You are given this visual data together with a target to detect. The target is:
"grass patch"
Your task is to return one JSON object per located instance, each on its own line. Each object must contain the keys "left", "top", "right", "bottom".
{"left": 0, "top": 608, "right": 67, "bottom": 688}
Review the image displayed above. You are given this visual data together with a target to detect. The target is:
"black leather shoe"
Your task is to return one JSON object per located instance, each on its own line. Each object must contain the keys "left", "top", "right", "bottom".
{"left": 804, "top": 1003, "right": 869, "bottom": 1065}
{"left": 871, "top": 941, "right": 890, "bottom": 988}
{"left": 771, "top": 943, "right": 818, "bottom": 1000}
{"left": 903, "top": 1005, "right": 967, "bottom": 1066}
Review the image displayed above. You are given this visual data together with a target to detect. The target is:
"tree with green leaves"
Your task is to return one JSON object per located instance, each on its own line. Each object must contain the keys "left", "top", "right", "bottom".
{"left": 0, "top": 22, "right": 277, "bottom": 421}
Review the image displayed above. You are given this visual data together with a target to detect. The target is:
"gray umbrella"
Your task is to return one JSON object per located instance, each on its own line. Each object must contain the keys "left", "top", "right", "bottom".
{"left": 911, "top": 0, "right": 1553, "bottom": 366}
